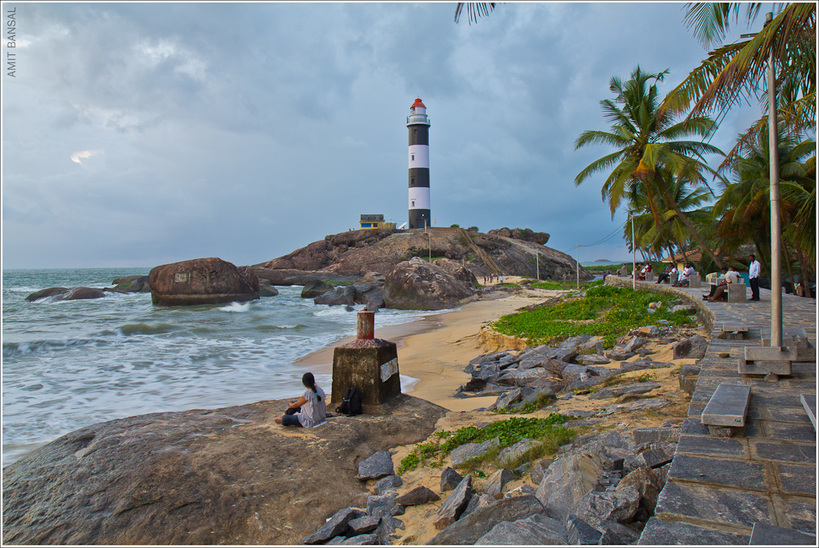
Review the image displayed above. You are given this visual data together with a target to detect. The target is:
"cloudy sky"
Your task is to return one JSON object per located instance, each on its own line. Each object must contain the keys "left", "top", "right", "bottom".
{"left": 2, "top": 1, "right": 765, "bottom": 270}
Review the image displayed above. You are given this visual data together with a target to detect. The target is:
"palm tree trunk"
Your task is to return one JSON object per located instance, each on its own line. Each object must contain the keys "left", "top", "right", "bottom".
{"left": 783, "top": 245, "right": 796, "bottom": 294}
{"left": 796, "top": 248, "right": 812, "bottom": 297}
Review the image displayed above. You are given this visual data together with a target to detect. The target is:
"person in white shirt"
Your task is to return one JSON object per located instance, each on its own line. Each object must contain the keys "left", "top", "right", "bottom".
{"left": 748, "top": 254, "right": 761, "bottom": 301}
{"left": 674, "top": 263, "right": 696, "bottom": 287}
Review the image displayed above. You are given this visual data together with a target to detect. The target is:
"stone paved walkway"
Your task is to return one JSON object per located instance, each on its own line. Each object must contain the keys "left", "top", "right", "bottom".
{"left": 606, "top": 277, "right": 816, "bottom": 544}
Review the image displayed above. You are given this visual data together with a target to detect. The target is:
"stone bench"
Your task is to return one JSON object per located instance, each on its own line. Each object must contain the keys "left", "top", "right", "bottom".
{"left": 687, "top": 273, "right": 702, "bottom": 288}
{"left": 701, "top": 383, "right": 751, "bottom": 437}
{"left": 727, "top": 283, "right": 747, "bottom": 303}
{"left": 718, "top": 324, "right": 749, "bottom": 340}
{"left": 643, "top": 272, "right": 655, "bottom": 282}
{"left": 801, "top": 394, "right": 816, "bottom": 431}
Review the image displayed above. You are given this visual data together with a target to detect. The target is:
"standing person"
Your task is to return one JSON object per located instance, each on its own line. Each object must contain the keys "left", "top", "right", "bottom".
{"left": 749, "top": 254, "right": 761, "bottom": 301}
{"left": 275, "top": 372, "right": 326, "bottom": 427}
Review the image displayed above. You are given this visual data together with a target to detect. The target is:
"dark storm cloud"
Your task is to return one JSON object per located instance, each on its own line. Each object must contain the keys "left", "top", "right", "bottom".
{"left": 2, "top": 2, "right": 764, "bottom": 268}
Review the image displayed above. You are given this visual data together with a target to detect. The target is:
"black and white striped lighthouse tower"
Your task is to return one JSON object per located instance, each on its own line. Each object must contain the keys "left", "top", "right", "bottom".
{"left": 407, "top": 98, "right": 431, "bottom": 229}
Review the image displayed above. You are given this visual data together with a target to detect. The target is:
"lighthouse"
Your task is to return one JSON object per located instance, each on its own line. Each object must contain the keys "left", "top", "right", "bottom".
{"left": 407, "top": 98, "right": 430, "bottom": 229}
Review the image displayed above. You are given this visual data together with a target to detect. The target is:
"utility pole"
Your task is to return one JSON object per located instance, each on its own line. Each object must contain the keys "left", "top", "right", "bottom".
{"left": 536, "top": 252, "right": 539, "bottom": 280}
{"left": 631, "top": 213, "right": 636, "bottom": 290}
{"left": 576, "top": 244, "right": 580, "bottom": 289}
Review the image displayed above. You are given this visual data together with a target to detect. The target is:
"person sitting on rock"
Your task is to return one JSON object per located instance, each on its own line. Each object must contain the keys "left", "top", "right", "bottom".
{"left": 275, "top": 372, "right": 327, "bottom": 427}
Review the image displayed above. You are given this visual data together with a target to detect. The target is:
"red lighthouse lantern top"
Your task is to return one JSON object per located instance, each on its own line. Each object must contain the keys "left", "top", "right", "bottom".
{"left": 411, "top": 98, "right": 426, "bottom": 108}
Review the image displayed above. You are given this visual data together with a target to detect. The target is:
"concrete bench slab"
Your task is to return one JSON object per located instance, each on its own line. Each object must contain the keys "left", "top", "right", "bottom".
{"left": 727, "top": 283, "right": 746, "bottom": 303}
{"left": 718, "top": 325, "right": 748, "bottom": 340}
{"left": 800, "top": 394, "right": 816, "bottom": 431}
{"left": 749, "top": 522, "right": 817, "bottom": 545}
{"left": 739, "top": 346, "right": 796, "bottom": 376}
{"left": 701, "top": 384, "right": 751, "bottom": 431}
{"left": 687, "top": 273, "right": 702, "bottom": 288}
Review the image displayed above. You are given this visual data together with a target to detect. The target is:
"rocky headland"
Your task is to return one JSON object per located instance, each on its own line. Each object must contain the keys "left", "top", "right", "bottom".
{"left": 251, "top": 226, "right": 591, "bottom": 310}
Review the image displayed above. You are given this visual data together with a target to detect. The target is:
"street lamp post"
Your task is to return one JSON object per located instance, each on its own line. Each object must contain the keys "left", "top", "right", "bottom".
{"left": 765, "top": 11, "right": 783, "bottom": 347}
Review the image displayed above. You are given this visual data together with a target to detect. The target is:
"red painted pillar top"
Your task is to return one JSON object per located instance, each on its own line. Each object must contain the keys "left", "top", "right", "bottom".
{"left": 357, "top": 311, "right": 375, "bottom": 339}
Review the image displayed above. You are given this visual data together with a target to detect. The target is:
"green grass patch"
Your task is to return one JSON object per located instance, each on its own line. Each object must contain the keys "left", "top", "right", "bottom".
{"left": 397, "top": 415, "right": 578, "bottom": 475}
{"left": 490, "top": 283, "right": 693, "bottom": 347}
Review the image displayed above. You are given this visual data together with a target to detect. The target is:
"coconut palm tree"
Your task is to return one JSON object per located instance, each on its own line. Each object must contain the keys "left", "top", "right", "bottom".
{"left": 575, "top": 66, "right": 726, "bottom": 268}
{"left": 668, "top": 3, "right": 816, "bottom": 135}
{"left": 714, "top": 126, "right": 815, "bottom": 282}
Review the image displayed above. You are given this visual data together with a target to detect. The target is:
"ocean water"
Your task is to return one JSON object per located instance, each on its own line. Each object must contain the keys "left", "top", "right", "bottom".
{"left": 2, "top": 268, "right": 436, "bottom": 464}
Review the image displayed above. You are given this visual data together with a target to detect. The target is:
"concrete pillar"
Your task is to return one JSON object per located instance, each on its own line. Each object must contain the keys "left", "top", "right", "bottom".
{"left": 331, "top": 313, "right": 401, "bottom": 410}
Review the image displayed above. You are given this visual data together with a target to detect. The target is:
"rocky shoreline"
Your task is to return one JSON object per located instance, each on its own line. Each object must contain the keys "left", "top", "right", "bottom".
{"left": 297, "top": 321, "right": 707, "bottom": 545}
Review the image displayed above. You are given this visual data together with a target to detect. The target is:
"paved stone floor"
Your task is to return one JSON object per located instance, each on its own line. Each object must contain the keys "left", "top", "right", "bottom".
{"left": 610, "top": 279, "right": 817, "bottom": 544}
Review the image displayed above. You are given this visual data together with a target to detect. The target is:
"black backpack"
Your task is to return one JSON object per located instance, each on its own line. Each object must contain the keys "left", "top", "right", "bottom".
{"left": 337, "top": 386, "right": 362, "bottom": 416}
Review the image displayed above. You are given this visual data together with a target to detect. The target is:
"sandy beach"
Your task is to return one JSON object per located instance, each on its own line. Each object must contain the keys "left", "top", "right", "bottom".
{"left": 297, "top": 280, "right": 565, "bottom": 412}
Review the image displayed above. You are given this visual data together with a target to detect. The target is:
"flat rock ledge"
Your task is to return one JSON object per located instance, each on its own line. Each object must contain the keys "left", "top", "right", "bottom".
{"left": 1, "top": 394, "right": 446, "bottom": 545}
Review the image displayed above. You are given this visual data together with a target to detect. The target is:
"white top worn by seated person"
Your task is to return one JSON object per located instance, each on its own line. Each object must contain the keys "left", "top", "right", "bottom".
{"left": 724, "top": 270, "right": 742, "bottom": 284}
{"left": 296, "top": 385, "right": 326, "bottom": 427}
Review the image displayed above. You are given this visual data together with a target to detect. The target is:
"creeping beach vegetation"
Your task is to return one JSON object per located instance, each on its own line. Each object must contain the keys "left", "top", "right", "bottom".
{"left": 491, "top": 284, "right": 694, "bottom": 347}
{"left": 397, "top": 414, "right": 578, "bottom": 474}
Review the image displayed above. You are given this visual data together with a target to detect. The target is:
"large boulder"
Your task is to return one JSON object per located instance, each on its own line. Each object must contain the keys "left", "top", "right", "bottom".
{"left": 2, "top": 394, "right": 445, "bottom": 545}
{"left": 383, "top": 258, "right": 477, "bottom": 310}
{"left": 149, "top": 257, "right": 260, "bottom": 306}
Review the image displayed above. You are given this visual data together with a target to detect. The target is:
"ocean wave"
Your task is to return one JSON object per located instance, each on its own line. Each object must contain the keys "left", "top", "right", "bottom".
{"left": 119, "top": 323, "right": 177, "bottom": 336}
{"left": 255, "top": 324, "right": 308, "bottom": 331}
{"left": 219, "top": 302, "right": 252, "bottom": 313}
{"left": 2, "top": 338, "right": 104, "bottom": 358}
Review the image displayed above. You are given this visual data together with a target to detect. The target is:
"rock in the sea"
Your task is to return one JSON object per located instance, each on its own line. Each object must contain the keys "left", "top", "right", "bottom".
{"left": 27, "top": 287, "right": 108, "bottom": 301}
{"left": 258, "top": 283, "right": 279, "bottom": 297}
{"left": 383, "top": 258, "right": 477, "bottom": 310}
{"left": 149, "top": 257, "right": 259, "bottom": 306}
{"left": 302, "top": 279, "right": 331, "bottom": 298}
{"left": 110, "top": 275, "right": 151, "bottom": 293}
{"left": 26, "top": 287, "right": 69, "bottom": 301}
{"left": 1, "top": 394, "right": 445, "bottom": 545}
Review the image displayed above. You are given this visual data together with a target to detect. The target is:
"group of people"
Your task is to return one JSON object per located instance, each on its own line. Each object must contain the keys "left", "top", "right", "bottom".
{"left": 482, "top": 274, "right": 504, "bottom": 284}
{"left": 702, "top": 266, "right": 743, "bottom": 301}
{"left": 672, "top": 263, "right": 698, "bottom": 287}
{"left": 635, "top": 263, "right": 652, "bottom": 281}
